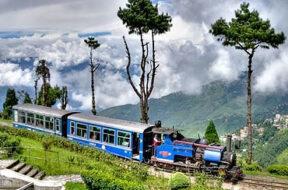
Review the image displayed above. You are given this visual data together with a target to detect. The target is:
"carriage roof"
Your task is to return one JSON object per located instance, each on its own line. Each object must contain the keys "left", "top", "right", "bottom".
{"left": 13, "top": 104, "right": 75, "bottom": 118}
{"left": 68, "top": 113, "right": 153, "bottom": 133}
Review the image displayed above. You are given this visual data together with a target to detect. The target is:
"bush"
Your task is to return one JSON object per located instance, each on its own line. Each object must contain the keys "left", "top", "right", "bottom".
{"left": 267, "top": 165, "right": 288, "bottom": 176}
{"left": 168, "top": 172, "right": 191, "bottom": 190}
{"left": 4, "top": 137, "right": 22, "bottom": 156}
{"left": 81, "top": 170, "right": 145, "bottom": 190}
{"left": 42, "top": 137, "right": 53, "bottom": 151}
{"left": 243, "top": 163, "right": 262, "bottom": 172}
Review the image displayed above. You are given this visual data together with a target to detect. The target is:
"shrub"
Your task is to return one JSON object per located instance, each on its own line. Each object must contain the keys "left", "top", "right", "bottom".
{"left": 243, "top": 163, "right": 262, "bottom": 172}
{"left": 168, "top": 172, "right": 191, "bottom": 190}
{"left": 0, "top": 132, "right": 22, "bottom": 157}
{"left": 4, "top": 137, "right": 22, "bottom": 156}
{"left": 267, "top": 165, "right": 288, "bottom": 176}
{"left": 81, "top": 170, "right": 145, "bottom": 190}
{"left": 42, "top": 137, "right": 53, "bottom": 151}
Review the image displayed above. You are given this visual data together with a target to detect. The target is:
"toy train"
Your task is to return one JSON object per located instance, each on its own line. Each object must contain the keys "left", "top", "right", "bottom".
{"left": 12, "top": 104, "right": 243, "bottom": 181}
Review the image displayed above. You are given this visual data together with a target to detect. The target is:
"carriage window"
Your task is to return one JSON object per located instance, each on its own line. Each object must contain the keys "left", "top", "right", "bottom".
{"left": 89, "top": 126, "right": 100, "bottom": 141}
{"left": 118, "top": 132, "right": 130, "bottom": 147}
{"left": 35, "top": 114, "right": 44, "bottom": 128}
{"left": 45, "top": 116, "right": 54, "bottom": 130}
{"left": 27, "top": 113, "right": 34, "bottom": 126}
{"left": 77, "top": 123, "right": 87, "bottom": 138}
{"left": 70, "top": 122, "right": 75, "bottom": 135}
{"left": 103, "top": 129, "right": 115, "bottom": 144}
{"left": 19, "top": 111, "right": 26, "bottom": 124}
{"left": 55, "top": 119, "right": 60, "bottom": 132}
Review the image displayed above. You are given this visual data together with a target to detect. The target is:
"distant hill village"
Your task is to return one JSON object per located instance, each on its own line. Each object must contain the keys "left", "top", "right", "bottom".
{"left": 220, "top": 114, "right": 288, "bottom": 142}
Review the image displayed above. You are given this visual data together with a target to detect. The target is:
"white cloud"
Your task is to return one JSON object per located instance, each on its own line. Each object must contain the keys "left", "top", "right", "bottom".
{"left": 255, "top": 49, "right": 288, "bottom": 93}
{"left": 0, "top": 63, "right": 33, "bottom": 86}
{"left": 209, "top": 49, "right": 238, "bottom": 81}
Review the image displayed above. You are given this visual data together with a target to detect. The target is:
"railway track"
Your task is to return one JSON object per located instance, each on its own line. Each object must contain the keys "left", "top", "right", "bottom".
{"left": 146, "top": 163, "right": 288, "bottom": 190}
{"left": 241, "top": 176, "right": 288, "bottom": 190}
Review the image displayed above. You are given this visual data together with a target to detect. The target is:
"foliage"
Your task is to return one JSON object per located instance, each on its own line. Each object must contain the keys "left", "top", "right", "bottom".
{"left": 168, "top": 172, "right": 191, "bottom": 190}
{"left": 0, "top": 133, "right": 22, "bottom": 157}
{"left": 23, "top": 92, "right": 32, "bottom": 104}
{"left": 254, "top": 129, "right": 288, "bottom": 167}
{"left": 204, "top": 120, "right": 220, "bottom": 144}
{"left": 65, "top": 182, "right": 87, "bottom": 190}
{"left": 210, "top": 2, "right": 285, "bottom": 50}
{"left": 35, "top": 59, "right": 51, "bottom": 106}
{"left": 277, "top": 149, "right": 288, "bottom": 165}
{"left": 42, "top": 137, "right": 53, "bottom": 151}
{"left": 2, "top": 89, "right": 18, "bottom": 119}
{"left": 81, "top": 170, "right": 145, "bottom": 190}
{"left": 37, "top": 83, "right": 61, "bottom": 107}
{"left": 118, "top": 0, "right": 172, "bottom": 35}
{"left": 267, "top": 165, "right": 288, "bottom": 176}
{"left": 243, "top": 163, "right": 262, "bottom": 172}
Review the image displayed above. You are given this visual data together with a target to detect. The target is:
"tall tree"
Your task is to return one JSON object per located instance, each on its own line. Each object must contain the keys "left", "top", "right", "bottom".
{"left": 23, "top": 92, "right": 32, "bottom": 104}
{"left": 210, "top": 2, "right": 285, "bottom": 164}
{"left": 118, "top": 0, "right": 172, "bottom": 123}
{"left": 204, "top": 121, "right": 220, "bottom": 144}
{"left": 61, "top": 86, "right": 68, "bottom": 110}
{"left": 3, "top": 89, "right": 18, "bottom": 119}
{"left": 35, "top": 59, "right": 50, "bottom": 106}
{"left": 84, "top": 37, "right": 100, "bottom": 115}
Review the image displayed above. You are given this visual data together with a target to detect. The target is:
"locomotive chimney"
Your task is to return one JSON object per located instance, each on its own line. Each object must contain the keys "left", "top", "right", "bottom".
{"left": 226, "top": 134, "right": 232, "bottom": 152}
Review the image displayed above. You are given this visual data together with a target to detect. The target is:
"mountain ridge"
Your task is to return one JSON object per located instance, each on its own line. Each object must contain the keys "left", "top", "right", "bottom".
{"left": 99, "top": 77, "right": 288, "bottom": 137}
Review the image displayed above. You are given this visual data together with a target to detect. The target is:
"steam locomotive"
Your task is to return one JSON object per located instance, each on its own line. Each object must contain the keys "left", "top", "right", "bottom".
{"left": 12, "top": 104, "right": 243, "bottom": 181}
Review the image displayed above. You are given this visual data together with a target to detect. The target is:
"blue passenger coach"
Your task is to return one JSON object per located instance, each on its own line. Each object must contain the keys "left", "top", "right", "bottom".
{"left": 12, "top": 104, "right": 76, "bottom": 137}
{"left": 67, "top": 113, "right": 154, "bottom": 162}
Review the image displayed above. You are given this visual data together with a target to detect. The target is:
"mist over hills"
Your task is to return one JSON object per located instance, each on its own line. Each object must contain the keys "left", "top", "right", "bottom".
{"left": 100, "top": 75, "right": 288, "bottom": 137}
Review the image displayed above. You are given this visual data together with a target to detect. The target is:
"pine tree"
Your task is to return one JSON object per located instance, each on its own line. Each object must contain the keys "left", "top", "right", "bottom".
{"left": 2, "top": 89, "right": 18, "bottom": 119}
{"left": 204, "top": 121, "right": 220, "bottom": 144}
{"left": 210, "top": 2, "right": 285, "bottom": 163}
{"left": 23, "top": 92, "right": 32, "bottom": 104}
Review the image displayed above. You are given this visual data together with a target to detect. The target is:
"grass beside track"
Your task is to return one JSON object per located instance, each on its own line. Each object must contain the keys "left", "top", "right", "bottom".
{"left": 0, "top": 125, "right": 225, "bottom": 189}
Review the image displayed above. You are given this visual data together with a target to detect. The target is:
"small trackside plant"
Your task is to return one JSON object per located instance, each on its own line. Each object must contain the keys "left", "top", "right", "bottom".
{"left": 243, "top": 163, "right": 262, "bottom": 172}
{"left": 42, "top": 137, "right": 53, "bottom": 151}
{"left": 267, "top": 165, "right": 288, "bottom": 176}
{"left": 168, "top": 172, "right": 191, "bottom": 190}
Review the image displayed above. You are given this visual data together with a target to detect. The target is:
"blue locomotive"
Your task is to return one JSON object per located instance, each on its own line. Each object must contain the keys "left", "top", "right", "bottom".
{"left": 12, "top": 104, "right": 243, "bottom": 181}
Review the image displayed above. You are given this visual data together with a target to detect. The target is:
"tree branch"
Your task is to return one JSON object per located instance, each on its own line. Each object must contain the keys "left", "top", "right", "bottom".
{"left": 148, "top": 31, "right": 158, "bottom": 97}
{"left": 123, "top": 36, "right": 141, "bottom": 98}
{"left": 236, "top": 41, "right": 251, "bottom": 55}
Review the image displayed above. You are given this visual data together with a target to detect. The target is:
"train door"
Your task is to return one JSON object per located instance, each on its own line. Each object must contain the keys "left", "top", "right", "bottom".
{"left": 132, "top": 133, "right": 140, "bottom": 158}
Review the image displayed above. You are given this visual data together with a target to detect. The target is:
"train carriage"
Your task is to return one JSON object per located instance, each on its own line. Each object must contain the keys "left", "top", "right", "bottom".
{"left": 12, "top": 104, "right": 76, "bottom": 137}
{"left": 67, "top": 113, "right": 154, "bottom": 162}
{"left": 11, "top": 104, "right": 243, "bottom": 181}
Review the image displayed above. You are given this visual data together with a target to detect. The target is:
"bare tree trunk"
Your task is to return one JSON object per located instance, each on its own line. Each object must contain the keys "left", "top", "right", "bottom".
{"left": 247, "top": 54, "right": 253, "bottom": 164}
{"left": 42, "top": 77, "right": 46, "bottom": 106}
{"left": 61, "top": 86, "right": 68, "bottom": 110}
{"left": 34, "top": 79, "right": 38, "bottom": 104}
{"left": 123, "top": 31, "right": 159, "bottom": 124}
{"left": 90, "top": 48, "right": 97, "bottom": 115}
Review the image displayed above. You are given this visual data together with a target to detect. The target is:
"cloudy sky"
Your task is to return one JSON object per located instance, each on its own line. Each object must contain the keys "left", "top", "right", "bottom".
{"left": 0, "top": 0, "right": 287, "bottom": 111}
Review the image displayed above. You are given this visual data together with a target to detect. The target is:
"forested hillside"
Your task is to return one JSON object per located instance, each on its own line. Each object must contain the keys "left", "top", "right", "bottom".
{"left": 100, "top": 76, "right": 288, "bottom": 137}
